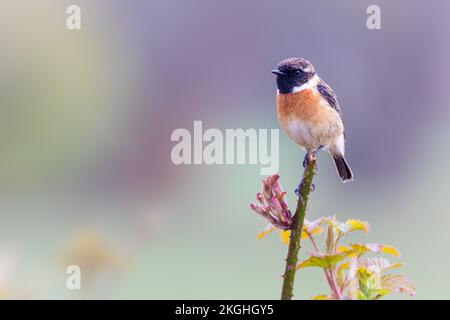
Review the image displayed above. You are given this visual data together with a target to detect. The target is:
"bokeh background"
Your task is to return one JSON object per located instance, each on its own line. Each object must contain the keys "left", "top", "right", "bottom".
{"left": 0, "top": 0, "right": 449, "bottom": 299}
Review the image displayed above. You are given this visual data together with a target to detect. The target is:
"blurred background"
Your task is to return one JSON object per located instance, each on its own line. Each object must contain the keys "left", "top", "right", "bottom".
{"left": 0, "top": 0, "right": 449, "bottom": 299}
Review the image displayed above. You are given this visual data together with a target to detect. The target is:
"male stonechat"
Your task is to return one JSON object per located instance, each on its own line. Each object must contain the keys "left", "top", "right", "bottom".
{"left": 272, "top": 57, "right": 353, "bottom": 182}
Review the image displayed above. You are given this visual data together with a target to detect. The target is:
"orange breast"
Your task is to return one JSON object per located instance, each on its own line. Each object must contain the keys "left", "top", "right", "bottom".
{"left": 277, "top": 88, "right": 344, "bottom": 150}
{"left": 277, "top": 88, "right": 322, "bottom": 123}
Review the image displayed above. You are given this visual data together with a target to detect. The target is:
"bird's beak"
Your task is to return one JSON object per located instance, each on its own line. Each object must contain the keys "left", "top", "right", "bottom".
{"left": 271, "top": 69, "right": 285, "bottom": 76}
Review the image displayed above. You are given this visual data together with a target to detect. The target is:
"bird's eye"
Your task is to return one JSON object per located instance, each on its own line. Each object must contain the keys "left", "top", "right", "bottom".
{"left": 295, "top": 69, "right": 303, "bottom": 75}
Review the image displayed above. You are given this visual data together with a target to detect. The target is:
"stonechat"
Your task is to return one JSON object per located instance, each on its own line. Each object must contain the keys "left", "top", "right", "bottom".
{"left": 272, "top": 57, "right": 353, "bottom": 182}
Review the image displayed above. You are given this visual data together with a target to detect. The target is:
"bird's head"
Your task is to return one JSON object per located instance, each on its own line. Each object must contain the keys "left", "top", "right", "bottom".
{"left": 272, "top": 57, "right": 316, "bottom": 94}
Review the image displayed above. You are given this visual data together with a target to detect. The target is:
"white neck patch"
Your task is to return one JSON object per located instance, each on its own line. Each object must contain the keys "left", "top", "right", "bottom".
{"left": 291, "top": 74, "right": 319, "bottom": 94}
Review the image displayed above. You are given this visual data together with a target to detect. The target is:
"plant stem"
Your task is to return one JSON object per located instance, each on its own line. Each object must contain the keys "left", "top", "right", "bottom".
{"left": 329, "top": 268, "right": 343, "bottom": 299}
{"left": 307, "top": 232, "right": 321, "bottom": 254}
{"left": 310, "top": 226, "right": 343, "bottom": 299}
{"left": 281, "top": 156, "right": 317, "bottom": 300}
{"left": 308, "top": 232, "right": 339, "bottom": 299}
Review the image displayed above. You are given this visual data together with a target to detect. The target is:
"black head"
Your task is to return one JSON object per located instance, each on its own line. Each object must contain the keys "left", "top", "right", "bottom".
{"left": 271, "top": 57, "right": 316, "bottom": 94}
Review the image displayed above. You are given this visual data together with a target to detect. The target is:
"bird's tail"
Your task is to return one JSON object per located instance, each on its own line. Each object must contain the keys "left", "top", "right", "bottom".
{"left": 333, "top": 156, "right": 353, "bottom": 183}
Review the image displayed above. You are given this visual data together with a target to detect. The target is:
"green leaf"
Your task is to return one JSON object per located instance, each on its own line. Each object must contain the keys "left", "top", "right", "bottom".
{"left": 349, "top": 243, "right": 401, "bottom": 257}
{"left": 357, "top": 290, "right": 368, "bottom": 300}
{"left": 357, "top": 267, "right": 380, "bottom": 300}
{"left": 372, "top": 289, "right": 391, "bottom": 300}
{"left": 381, "top": 274, "right": 416, "bottom": 296}
{"left": 297, "top": 251, "right": 353, "bottom": 270}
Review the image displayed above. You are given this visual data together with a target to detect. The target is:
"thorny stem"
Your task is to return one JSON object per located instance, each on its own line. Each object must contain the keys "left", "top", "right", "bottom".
{"left": 280, "top": 155, "right": 316, "bottom": 300}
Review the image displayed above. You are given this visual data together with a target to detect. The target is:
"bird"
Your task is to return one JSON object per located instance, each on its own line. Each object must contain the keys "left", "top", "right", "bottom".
{"left": 272, "top": 57, "right": 353, "bottom": 182}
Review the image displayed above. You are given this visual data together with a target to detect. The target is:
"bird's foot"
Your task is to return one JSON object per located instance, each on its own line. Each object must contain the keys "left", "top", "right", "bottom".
{"left": 295, "top": 181, "right": 305, "bottom": 201}
{"left": 303, "top": 152, "right": 318, "bottom": 169}
{"left": 302, "top": 154, "right": 310, "bottom": 168}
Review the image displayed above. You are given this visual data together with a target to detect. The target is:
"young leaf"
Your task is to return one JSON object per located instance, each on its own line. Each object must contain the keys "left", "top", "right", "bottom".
{"left": 357, "top": 290, "right": 368, "bottom": 300}
{"left": 358, "top": 257, "right": 404, "bottom": 272}
{"left": 325, "top": 224, "right": 337, "bottom": 254}
{"left": 280, "top": 230, "right": 290, "bottom": 245}
{"left": 377, "top": 245, "right": 401, "bottom": 257}
{"left": 297, "top": 251, "right": 353, "bottom": 270}
{"left": 337, "top": 245, "right": 350, "bottom": 253}
{"left": 345, "top": 219, "right": 370, "bottom": 233}
{"left": 257, "top": 224, "right": 275, "bottom": 240}
{"left": 357, "top": 267, "right": 380, "bottom": 300}
{"left": 311, "top": 294, "right": 330, "bottom": 300}
{"left": 381, "top": 274, "right": 416, "bottom": 296}
{"left": 348, "top": 243, "right": 401, "bottom": 257}
{"left": 324, "top": 217, "right": 369, "bottom": 236}
{"left": 372, "top": 289, "right": 391, "bottom": 299}
{"left": 302, "top": 218, "right": 325, "bottom": 239}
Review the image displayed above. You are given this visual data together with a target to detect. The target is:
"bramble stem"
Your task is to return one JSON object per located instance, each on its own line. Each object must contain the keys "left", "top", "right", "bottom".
{"left": 280, "top": 156, "right": 317, "bottom": 300}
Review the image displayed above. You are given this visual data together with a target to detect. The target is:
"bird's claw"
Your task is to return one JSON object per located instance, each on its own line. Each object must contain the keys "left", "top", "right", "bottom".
{"left": 303, "top": 152, "right": 318, "bottom": 169}
{"left": 302, "top": 156, "right": 308, "bottom": 169}
{"left": 295, "top": 181, "right": 305, "bottom": 201}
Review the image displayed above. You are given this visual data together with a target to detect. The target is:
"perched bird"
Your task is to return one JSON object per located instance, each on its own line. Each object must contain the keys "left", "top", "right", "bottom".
{"left": 272, "top": 57, "right": 353, "bottom": 182}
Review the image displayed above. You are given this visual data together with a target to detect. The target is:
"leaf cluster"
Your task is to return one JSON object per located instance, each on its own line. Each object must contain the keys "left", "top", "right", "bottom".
{"left": 259, "top": 217, "right": 415, "bottom": 300}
